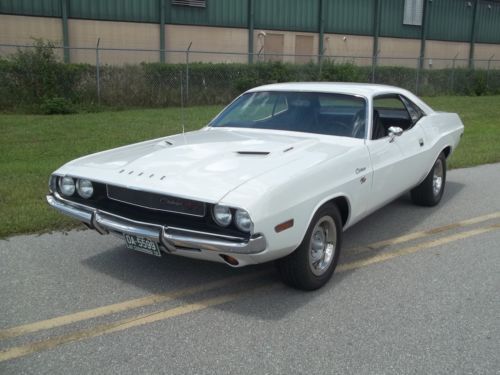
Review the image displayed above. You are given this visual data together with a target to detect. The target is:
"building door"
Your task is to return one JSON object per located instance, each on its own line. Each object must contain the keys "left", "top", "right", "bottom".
{"left": 265, "top": 33, "right": 284, "bottom": 62}
{"left": 295, "top": 35, "right": 314, "bottom": 64}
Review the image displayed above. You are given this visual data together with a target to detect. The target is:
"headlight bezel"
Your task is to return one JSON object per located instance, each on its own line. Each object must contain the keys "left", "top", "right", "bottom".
{"left": 212, "top": 204, "right": 232, "bottom": 227}
{"left": 234, "top": 208, "right": 253, "bottom": 233}
{"left": 76, "top": 178, "right": 94, "bottom": 199}
{"left": 58, "top": 176, "right": 76, "bottom": 197}
{"left": 212, "top": 204, "right": 254, "bottom": 234}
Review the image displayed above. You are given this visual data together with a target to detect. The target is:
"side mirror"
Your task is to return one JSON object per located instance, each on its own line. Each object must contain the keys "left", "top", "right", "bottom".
{"left": 388, "top": 126, "right": 403, "bottom": 142}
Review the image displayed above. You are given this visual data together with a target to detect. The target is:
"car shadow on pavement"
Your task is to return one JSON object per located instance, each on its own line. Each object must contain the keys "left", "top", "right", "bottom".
{"left": 342, "top": 181, "right": 464, "bottom": 252}
{"left": 81, "top": 243, "right": 350, "bottom": 319}
{"left": 81, "top": 181, "right": 464, "bottom": 320}
{"left": 81, "top": 244, "right": 273, "bottom": 295}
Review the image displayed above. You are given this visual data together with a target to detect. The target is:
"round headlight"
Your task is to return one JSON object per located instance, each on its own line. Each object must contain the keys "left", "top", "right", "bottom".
{"left": 235, "top": 209, "right": 253, "bottom": 233}
{"left": 58, "top": 176, "right": 75, "bottom": 196}
{"left": 76, "top": 179, "right": 94, "bottom": 199}
{"left": 213, "top": 205, "right": 232, "bottom": 227}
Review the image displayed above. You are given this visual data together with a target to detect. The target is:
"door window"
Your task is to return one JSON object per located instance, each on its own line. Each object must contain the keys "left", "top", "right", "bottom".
{"left": 372, "top": 95, "right": 413, "bottom": 139}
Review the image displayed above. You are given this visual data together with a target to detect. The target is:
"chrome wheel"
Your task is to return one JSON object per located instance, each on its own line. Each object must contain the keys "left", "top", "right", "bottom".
{"left": 308, "top": 216, "right": 337, "bottom": 276}
{"left": 433, "top": 159, "right": 443, "bottom": 197}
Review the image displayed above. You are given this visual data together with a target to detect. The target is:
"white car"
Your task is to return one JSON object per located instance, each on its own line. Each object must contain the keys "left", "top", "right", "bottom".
{"left": 47, "top": 83, "right": 464, "bottom": 290}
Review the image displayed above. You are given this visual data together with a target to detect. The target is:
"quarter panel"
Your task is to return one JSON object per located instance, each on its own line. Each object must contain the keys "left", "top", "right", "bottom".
{"left": 417, "top": 112, "right": 464, "bottom": 179}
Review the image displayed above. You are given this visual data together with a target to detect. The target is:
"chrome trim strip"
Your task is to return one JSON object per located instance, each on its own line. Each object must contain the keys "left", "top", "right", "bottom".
{"left": 105, "top": 185, "right": 207, "bottom": 218}
{"left": 46, "top": 195, "right": 93, "bottom": 224}
{"left": 163, "top": 228, "right": 266, "bottom": 254}
{"left": 95, "top": 212, "right": 161, "bottom": 241}
{"left": 46, "top": 194, "right": 267, "bottom": 255}
{"left": 165, "top": 226, "right": 246, "bottom": 242}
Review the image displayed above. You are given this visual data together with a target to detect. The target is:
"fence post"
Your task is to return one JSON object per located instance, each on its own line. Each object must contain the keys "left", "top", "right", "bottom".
{"left": 159, "top": 0, "right": 166, "bottom": 63}
{"left": 468, "top": 0, "right": 478, "bottom": 69}
{"left": 419, "top": 0, "right": 429, "bottom": 71}
{"left": 450, "top": 53, "right": 458, "bottom": 94}
{"left": 185, "top": 42, "right": 192, "bottom": 105}
{"left": 61, "top": 0, "right": 70, "bottom": 63}
{"left": 318, "top": 48, "right": 326, "bottom": 80}
{"left": 318, "top": 0, "right": 325, "bottom": 65}
{"left": 372, "top": 0, "right": 381, "bottom": 82}
{"left": 371, "top": 49, "right": 379, "bottom": 83}
{"left": 248, "top": 0, "right": 254, "bottom": 63}
{"left": 486, "top": 54, "right": 494, "bottom": 91}
{"left": 96, "top": 38, "right": 101, "bottom": 106}
{"left": 415, "top": 57, "right": 421, "bottom": 95}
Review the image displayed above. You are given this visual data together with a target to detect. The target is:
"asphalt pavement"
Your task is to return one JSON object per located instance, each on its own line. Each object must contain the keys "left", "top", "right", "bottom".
{"left": 1, "top": 162, "right": 499, "bottom": 374}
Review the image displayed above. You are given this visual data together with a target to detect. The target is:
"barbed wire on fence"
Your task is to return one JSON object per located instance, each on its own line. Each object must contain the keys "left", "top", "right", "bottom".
{"left": 1, "top": 43, "right": 499, "bottom": 110}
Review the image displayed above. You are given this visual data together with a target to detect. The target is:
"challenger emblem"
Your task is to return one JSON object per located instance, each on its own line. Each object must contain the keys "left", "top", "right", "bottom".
{"left": 355, "top": 167, "right": 366, "bottom": 174}
{"left": 160, "top": 197, "right": 183, "bottom": 207}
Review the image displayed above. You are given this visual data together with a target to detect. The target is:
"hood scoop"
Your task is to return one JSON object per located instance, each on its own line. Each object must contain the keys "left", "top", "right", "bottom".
{"left": 236, "top": 151, "right": 270, "bottom": 156}
{"left": 154, "top": 139, "right": 175, "bottom": 147}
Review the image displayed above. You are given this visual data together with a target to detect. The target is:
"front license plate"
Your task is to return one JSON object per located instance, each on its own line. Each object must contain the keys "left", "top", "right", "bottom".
{"left": 124, "top": 234, "right": 161, "bottom": 257}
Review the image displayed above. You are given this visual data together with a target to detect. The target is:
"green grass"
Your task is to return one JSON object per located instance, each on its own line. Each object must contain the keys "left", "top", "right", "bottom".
{"left": 1, "top": 96, "right": 499, "bottom": 238}
{"left": 424, "top": 96, "right": 500, "bottom": 169}
{"left": 0, "top": 106, "right": 222, "bottom": 238}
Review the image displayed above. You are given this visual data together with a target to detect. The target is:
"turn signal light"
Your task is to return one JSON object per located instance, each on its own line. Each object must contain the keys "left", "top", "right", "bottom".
{"left": 275, "top": 219, "right": 294, "bottom": 233}
{"left": 220, "top": 254, "right": 239, "bottom": 266}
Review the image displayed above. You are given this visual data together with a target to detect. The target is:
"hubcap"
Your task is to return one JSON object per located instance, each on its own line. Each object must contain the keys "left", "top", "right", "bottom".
{"left": 308, "top": 216, "right": 337, "bottom": 276}
{"left": 433, "top": 159, "right": 443, "bottom": 197}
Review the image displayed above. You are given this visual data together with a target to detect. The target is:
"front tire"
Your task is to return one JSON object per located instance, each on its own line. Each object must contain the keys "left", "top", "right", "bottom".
{"left": 275, "top": 203, "right": 342, "bottom": 291}
{"left": 411, "top": 152, "right": 447, "bottom": 207}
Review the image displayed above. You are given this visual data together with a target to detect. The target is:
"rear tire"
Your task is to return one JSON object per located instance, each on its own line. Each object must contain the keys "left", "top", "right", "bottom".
{"left": 275, "top": 203, "right": 342, "bottom": 291}
{"left": 411, "top": 152, "right": 447, "bottom": 207}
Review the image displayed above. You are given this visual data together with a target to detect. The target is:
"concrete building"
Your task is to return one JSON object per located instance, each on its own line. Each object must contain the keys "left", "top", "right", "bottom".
{"left": 1, "top": 0, "right": 499, "bottom": 68}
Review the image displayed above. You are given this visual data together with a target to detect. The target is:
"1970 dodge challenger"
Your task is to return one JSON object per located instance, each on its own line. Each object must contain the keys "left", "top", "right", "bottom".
{"left": 47, "top": 83, "right": 464, "bottom": 290}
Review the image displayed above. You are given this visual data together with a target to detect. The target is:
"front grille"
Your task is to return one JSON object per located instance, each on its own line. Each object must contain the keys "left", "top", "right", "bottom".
{"left": 55, "top": 179, "right": 248, "bottom": 238}
{"left": 106, "top": 184, "right": 206, "bottom": 217}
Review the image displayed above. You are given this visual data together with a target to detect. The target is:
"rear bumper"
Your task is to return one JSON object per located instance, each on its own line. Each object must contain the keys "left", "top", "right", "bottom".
{"left": 46, "top": 194, "right": 267, "bottom": 256}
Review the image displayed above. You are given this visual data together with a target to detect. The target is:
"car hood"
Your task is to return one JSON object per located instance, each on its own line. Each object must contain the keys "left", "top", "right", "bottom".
{"left": 55, "top": 128, "right": 353, "bottom": 203}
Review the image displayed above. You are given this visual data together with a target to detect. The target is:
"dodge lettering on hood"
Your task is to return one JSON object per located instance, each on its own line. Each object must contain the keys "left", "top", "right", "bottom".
{"left": 47, "top": 83, "right": 464, "bottom": 290}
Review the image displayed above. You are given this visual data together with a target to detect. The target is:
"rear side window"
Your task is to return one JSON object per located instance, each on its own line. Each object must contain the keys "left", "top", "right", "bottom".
{"left": 373, "top": 95, "right": 412, "bottom": 137}
{"left": 373, "top": 95, "right": 413, "bottom": 131}
{"left": 400, "top": 96, "right": 425, "bottom": 124}
{"left": 371, "top": 94, "right": 427, "bottom": 140}
{"left": 373, "top": 97, "right": 408, "bottom": 111}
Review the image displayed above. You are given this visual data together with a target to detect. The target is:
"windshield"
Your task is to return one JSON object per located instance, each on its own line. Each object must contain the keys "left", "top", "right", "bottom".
{"left": 210, "top": 91, "right": 367, "bottom": 139}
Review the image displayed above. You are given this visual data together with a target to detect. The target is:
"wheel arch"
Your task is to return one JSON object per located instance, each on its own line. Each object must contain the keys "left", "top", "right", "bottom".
{"left": 328, "top": 196, "right": 350, "bottom": 227}
{"left": 442, "top": 145, "right": 452, "bottom": 159}
{"left": 307, "top": 194, "right": 351, "bottom": 231}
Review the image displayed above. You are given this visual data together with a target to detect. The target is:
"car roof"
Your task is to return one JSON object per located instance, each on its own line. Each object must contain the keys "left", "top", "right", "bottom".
{"left": 248, "top": 82, "right": 407, "bottom": 96}
{"left": 246, "top": 82, "right": 434, "bottom": 113}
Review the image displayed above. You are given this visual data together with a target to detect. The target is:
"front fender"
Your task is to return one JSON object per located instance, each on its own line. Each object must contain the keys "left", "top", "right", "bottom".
{"left": 220, "top": 145, "right": 370, "bottom": 259}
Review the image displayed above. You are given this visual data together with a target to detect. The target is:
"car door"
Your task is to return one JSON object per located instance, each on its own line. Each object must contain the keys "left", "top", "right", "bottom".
{"left": 365, "top": 94, "right": 427, "bottom": 211}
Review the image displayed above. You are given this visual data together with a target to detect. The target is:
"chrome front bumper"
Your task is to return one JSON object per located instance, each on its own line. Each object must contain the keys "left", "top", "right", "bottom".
{"left": 46, "top": 194, "right": 267, "bottom": 255}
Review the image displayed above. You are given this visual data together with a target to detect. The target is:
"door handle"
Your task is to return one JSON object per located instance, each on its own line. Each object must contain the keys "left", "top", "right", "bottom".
{"left": 419, "top": 138, "right": 424, "bottom": 147}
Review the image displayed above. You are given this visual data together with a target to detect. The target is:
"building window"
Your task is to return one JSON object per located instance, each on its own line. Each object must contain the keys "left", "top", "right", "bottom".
{"left": 403, "top": 0, "right": 424, "bottom": 26}
{"left": 172, "top": 0, "right": 206, "bottom": 8}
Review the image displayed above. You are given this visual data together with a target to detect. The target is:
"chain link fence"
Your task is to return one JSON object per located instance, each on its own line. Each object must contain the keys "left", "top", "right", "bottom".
{"left": 1, "top": 43, "right": 499, "bottom": 111}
